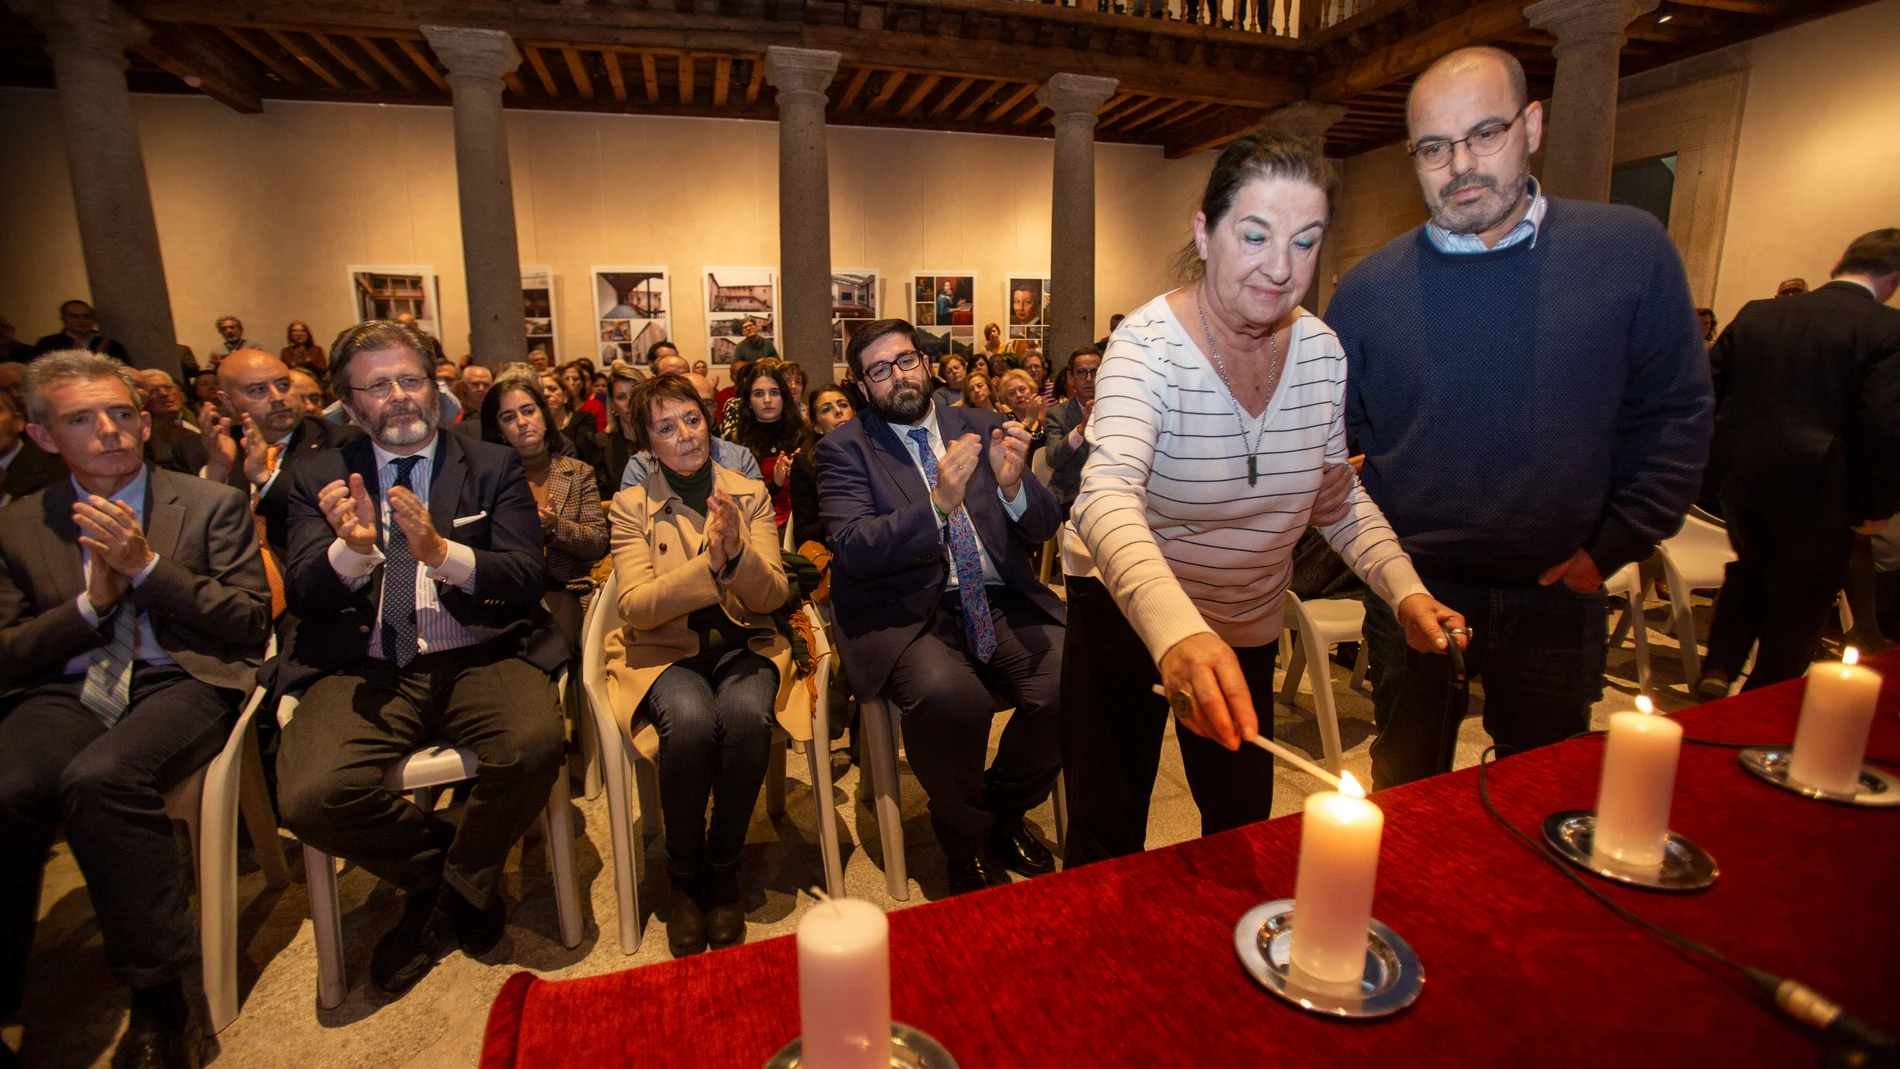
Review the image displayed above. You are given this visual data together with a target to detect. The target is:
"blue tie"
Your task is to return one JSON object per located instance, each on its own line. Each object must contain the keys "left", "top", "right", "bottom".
{"left": 909, "top": 428, "right": 997, "bottom": 663}
{"left": 381, "top": 456, "right": 423, "bottom": 668}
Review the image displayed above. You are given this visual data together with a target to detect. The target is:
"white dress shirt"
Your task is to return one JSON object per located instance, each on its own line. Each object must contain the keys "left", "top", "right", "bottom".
{"left": 67, "top": 467, "right": 171, "bottom": 675}
{"left": 894, "top": 402, "right": 1029, "bottom": 590}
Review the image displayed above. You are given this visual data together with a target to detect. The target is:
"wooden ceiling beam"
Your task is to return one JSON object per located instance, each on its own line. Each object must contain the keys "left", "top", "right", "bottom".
{"left": 679, "top": 53, "right": 695, "bottom": 104}
{"left": 603, "top": 49, "right": 627, "bottom": 102}
{"left": 1094, "top": 90, "right": 1131, "bottom": 116}
{"left": 713, "top": 55, "right": 732, "bottom": 106}
{"left": 138, "top": 22, "right": 263, "bottom": 111}
{"left": 265, "top": 29, "right": 345, "bottom": 89}
{"left": 640, "top": 52, "right": 660, "bottom": 103}
{"left": 985, "top": 82, "right": 1038, "bottom": 123}
{"left": 1148, "top": 98, "right": 1214, "bottom": 131}
{"left": 1122, "top": 97, "right": 1195, "bottom": 133}
{"left": 745, "top": 56, "right": 764, "bottom": 103}
{"left": 354, "top": 34, "right": 416, "bottom": 92}
{"left": 502, "top": 71, "right": 527, "bottom": 96}
{"left": 868, "top": 69, "right": 909, "bottom": 110}
{"left": 837, "top": 66, "right": 874, "bottom": 110}
{"left": 897, "top": 72, "right": 941, "bottom": 117}
{"left": 956, "top": 78, "right": 1005, "bottom": 120}
{"left": 524, "top": 44, "right": 559, "bottom": 96}
{"left": 1311, "top": 0, "right": 1529, "bottom": 103}
{"left": 395, "top": 37, "right": 449, "bottom": 91}
{"left": 311, "top": 31, "right": 378, "bottom": 89}
{"left": 561, "top": 45, "right": 595, "bottom": 100}
{"left": 929, "top": 76, "right": 975, "bottom": 116}
{"left": 217, "top": 25, "right": 306, "bottom": 87}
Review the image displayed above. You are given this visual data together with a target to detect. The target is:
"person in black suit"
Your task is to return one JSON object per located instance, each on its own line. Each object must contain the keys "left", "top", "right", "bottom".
{"left": 274, "top": 321, "right": 566, "bottom": 997}
{"left": 31, "top": 300, "right": 129, "bottom": 362}
{"left": 0, "top": 390, "right": 67, "bottom": 507}
{"left": 1699, "top": 228, "right": 1900, "bottom": 697}
{"left": 817, "top": 319, "right": 1065, "bottom": 895}
{"left": 0, "top": 352, "right": 270, "bottom": 1069}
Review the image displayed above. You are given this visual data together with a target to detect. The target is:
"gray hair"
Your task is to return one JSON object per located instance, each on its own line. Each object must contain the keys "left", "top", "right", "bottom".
{"left": 23, "top": 350, "right": 142, "bottom": 424}
{"left": 327, "top": 319, "right": 434, "bottom": 397}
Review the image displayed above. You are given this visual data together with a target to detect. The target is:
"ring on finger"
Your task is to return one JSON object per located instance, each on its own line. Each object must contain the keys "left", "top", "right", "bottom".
{"left": 1168, "top": 689, "right": 1197, "bottom": 722}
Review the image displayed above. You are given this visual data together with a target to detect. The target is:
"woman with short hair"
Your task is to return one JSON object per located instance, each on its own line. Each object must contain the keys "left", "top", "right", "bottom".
{"left": 999, "top": 368, "right": 1047, "bottom": 455}
{"left": 957, "top": 369, "right": 997, "bottom": 413}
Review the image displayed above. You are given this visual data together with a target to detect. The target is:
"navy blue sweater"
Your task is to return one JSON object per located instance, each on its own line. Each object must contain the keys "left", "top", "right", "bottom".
{"left": 1328, "top": 197, "right": 1713, "bottom": 585}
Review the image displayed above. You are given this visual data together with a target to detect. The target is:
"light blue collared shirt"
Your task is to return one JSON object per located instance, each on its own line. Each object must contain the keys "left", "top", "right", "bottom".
{"left": 620, "top": 436, "right": 760, "bottom": 492}
{"left": 67, "top": 466, "right": 171, "bottom": 675}
{"left": 896, "top": 403, "right": 1029, "bottom": 590}
{"left": 1425, "top": 177, "right": 1548, "bottom": 254}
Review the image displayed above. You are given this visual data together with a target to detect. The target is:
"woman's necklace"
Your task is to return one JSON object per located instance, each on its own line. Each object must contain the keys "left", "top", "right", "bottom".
{"left": 1196, "top": 292, "right": 1283, "bottom": 488}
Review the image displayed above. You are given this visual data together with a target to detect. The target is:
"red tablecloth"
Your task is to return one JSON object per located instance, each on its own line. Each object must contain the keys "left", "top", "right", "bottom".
{"left": 482, "top": 652, "right": 1900, "bottom": 1068}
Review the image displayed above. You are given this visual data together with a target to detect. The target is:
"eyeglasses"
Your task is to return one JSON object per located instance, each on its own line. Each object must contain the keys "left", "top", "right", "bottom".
{"left": 1070, "top": 367, "right": 1098, "bottom": 379}
{"left": 861, "top": 349, "right": 926, "bottom": 384}
{"left": 351, "top": 374, "right": 433, "bottom": 399}
{"left": 1408, "top": 107, "right": 1526, "bottom": 170}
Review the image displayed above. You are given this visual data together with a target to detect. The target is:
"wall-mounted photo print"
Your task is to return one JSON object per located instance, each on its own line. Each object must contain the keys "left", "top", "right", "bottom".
{"left": 521, "top": 265, "right": 558, "bottom": 364}
{"left": 348, "top": 265, "right": 440, "bottom": 340}
{"left": 832, "top": 270, "right": 879, "bottom": 365}
{"left": 912, "top": 273, "right": 975, "bottom": 359}
{"left": 592, "top": 267, "right": 671, "bottom": 366}
{"left": 1006, "top": 275, "right": 1050, "bottom": 355}
{"left": 705, "top": 267, "right": 778, "bottom": 366}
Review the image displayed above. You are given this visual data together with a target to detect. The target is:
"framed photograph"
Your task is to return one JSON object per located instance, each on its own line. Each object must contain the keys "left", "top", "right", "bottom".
{"left": 347, "top": 265, "right": 440, "bottom": 339}
{"left": 831, "top": 270, "right": 879, "bottom": 366}
{"left": 521, "top": 265, "right": 558, "bottom": 364}
{"left": 591, "top": 266, "right": 671, "bottom": 366}
{"left": 912, "top": 272, "right": 976, "bottom": 359}
{"left": 1006, "top": 274, "right": 1050, "bottom": 355}
{"left": 705, "top": 267, "right": 778, "bottom": 367}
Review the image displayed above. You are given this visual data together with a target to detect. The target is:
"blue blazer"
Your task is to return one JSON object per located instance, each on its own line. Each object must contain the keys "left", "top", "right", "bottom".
{"left": 816, "top": 403, "right": 1064, "bottom": 697}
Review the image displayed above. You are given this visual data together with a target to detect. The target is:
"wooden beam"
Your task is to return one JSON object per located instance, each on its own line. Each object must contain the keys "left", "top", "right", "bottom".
{"left": 396, "top": 37, "right": 449, "bottom": 91}
{"left": 1097, "top": 93, "right": 1153, "bottom": 128}
{"left": 139, "top": 22, "right": 263, "bottom": 112}
{"left": 713, "top": 56, "right": 732, "bottom": 106}
{"left": 524, "top": 44, "right": 560, "bottom": 96}
{"left": 561, "top": 46, "right": 595, "bottom": 100}
{"left": 957, "top": 78, "right": 1005, "bottom": 120}
{"left": 217, "top": 26, "right": 305, "bottom": 87}
{"left": 868, "top": 70, "right": 909, "bottom": 110}
{"left": 745, "top": 57, "right": 764, "bottom": 103}
{"left": 312, "top": 31, "right": 379, "bottom": 89}
{"left": 678, "top": 53, "right": 695, "bottom": 104}
{"left": 1149, "top": 99, "right": 1215, "bottom": 131}
{"left": 1122, "top": 97, "right": 1195, "bottom": 133}
{"left": 1311, "top": 0, "right": 1530, "bottom": 102}
{"left": 930, "top": 76, "right": 975, "bottom": 116}
{"left": 897, "top": 73, "right": 941, "bottom": 117}
{"left": 1011, "top": 101, "right": 1046, "bottom": 126}
{"left": 985, "top": 82, "right": 1038, "bottom": 123}
{"left": 503, "top": 72, "right": 527, "bottom": 96}
{"left": 354, "top": 35, "right": 417, "bottom": 92}
{"left": 1163, "top": 106, "right": 1267, "bottom": 158}
{"left": 641, "top": 52, "right": 660, "bottom": 102}
{"left": 1095, "top": 90, "right": 1131, "bottom": 115}
{"left": 837, "top": 66, "right": 874, "bottom": 110}
{"left": 603, "top": 49, "right": 627, "bottom": 102}
{"left": 265, "top": 29, "right": 345, "bottom": 89}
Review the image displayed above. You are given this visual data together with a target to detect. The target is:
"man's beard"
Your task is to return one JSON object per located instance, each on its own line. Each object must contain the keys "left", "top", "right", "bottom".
{"left": 867, "top": 379, "right": 930, "bottom": 424}
{"left": 1429, "top": 167, "right": 1529, "bottom": 236}
{"left": 354, "top": 394, "right": 439, "bottom": 447}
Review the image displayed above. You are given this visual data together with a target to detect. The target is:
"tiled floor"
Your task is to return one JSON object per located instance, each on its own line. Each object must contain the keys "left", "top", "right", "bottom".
{"left": 11, "top": 595, "right": 1723, "bottom": 1068}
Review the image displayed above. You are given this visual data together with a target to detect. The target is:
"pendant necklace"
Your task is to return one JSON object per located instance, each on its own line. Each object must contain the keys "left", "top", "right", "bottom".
{"left": 1196, "top": 293, "right": 1283, "bottom": 488}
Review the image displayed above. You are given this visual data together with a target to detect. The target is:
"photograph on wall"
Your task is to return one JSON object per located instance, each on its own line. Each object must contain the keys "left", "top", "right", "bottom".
{"left": 592, "top": 267, "right": 670, "bottom": 366}
{"left": 348, "top": 265, "right": 440, "bottom": 340}
{"left": 831, "top": 270, "right": 879, "bottom": 365}
{"left": 911, "top": 273, "right": 975, "bottom": 358}
{"left": 1006, "top": 275, "right": 1050, "bottom": 355}
{"left": 705, "top": 267, "right": 778, "bottom": 366}
{"left": 521, "top": 265, "right": 558, "bottom": 364}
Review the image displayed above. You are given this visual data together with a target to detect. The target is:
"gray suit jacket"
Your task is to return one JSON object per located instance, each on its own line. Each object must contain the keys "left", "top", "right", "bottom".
{"left": 0, "top": 467, "right": 273, "bottom": 697}
{"left": 1041, "top": 398, "right": 1090, "bottom": 505}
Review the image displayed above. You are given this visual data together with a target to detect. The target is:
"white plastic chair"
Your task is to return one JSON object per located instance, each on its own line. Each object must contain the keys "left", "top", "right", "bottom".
{"left": 1603, "top": 560, "right": 1653, "bottom": 693}
{"left": 159, "top": 670, "right": 291, "bottom": 1033}
{"left": 579, "top": 570, "right": 845, "bottom": 954}
{"left": 1275, "top": 591, "right": 1367, "bottom": 775}
{"left": 281, "top": 675, "right": 583, "bottom": 1010}
{"left": 1652, "top": 513, "right": 1738, "bottom": 684}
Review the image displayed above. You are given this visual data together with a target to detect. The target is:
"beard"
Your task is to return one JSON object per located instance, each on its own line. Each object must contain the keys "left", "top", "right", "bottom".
{"left": 866, "top": 378, "right": 931, "bottom": 425}
{"left": 1428, "top": 167, "right": 1530, "bottom": 236}
{"left": 354, "top": 393, "right": 440, "bottom": 447}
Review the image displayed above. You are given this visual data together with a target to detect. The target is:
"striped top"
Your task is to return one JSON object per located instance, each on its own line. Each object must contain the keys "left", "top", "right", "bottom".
{"left": 1068, "top": 292, "right": 1428, "bottom": 662}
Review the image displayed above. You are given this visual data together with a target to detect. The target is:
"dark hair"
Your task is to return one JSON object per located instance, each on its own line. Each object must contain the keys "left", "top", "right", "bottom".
{"left": 1070, "top": 345, "right": 1102, "bottom": 361}
{"left": 59, "top": 299, "right": 91, "bottom": 316}
{"left": 734, "top": 359, "right": 806, "bottom": 457}
{"left": 806, "top": 383, "right": 853, "bottom": 424}
{"left": 1175, "top": 131, "right": 1337, "bottom": 282}
{"left": 843, "top": 318, "right": 924, "bottom": 379}
{"left": 627, "top": 373, "right": 712, "bottom": 453}
{"left": 646, "top": 340, "right": 680, "bottom": 362}
{"left": 328, "top": 319, "right": 434, "bottom": 397}
{"left": 285, "top": 320, "right": 315, "bottom": 345}
{"left": 480, "top": 376, "right": 555, "bottom": 448}
{"left": 1834, "top": 228, "right": 1900, "bottom": 279}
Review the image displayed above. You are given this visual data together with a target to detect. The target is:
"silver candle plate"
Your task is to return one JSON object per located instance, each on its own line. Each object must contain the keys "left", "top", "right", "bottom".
{"left": 763, "top": 1023, "right": 958, "bottom": 1069}
{"left": 1737, "top": 747, "right": 1900, "bottom": 808}
{"left": 1233, "top": 899, "right": 1423, "bottom": 1019}
{"left": 1541, "top": 810, "right": 1718, "bottom": 891}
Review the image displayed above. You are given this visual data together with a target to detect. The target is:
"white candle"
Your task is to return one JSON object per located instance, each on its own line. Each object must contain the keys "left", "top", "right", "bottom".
{"left": 1592, "top": 698, "right": 1683, "bottom": 872}
{"left": 796, "top": 897, "right": 890, "bottom": 1069}
{"left": 1290, "top": 771, "right": 1384, "bottom": 985}
{"left": 1788, "top": 649, "right": 1884, "bottom": 794}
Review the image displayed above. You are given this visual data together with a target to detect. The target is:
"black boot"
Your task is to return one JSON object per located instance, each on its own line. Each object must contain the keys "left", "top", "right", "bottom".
{"left": 371, "top": 886, "right": 457, "bottom": 996}
{"left": 444, "top": 884, "right": 507, "bottom": 958}
{"left": 111, "top": 980, "right": 203, "bottom": 1069}
{"left": 705, "top": 867, "right": 746, "bottom": 949}
{"left": 667, "top": 871, "right": 708, "bottom": 957}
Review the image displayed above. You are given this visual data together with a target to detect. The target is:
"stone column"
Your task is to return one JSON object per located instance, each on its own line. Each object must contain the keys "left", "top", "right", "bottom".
{"left": 1258, "top": 102, "right": 1349, "bottom": 312}
{"left": 1037, "top": 73, "right": 1119, "bottom": 372}
{"left": 764, "top": 47, "right": 841, "bottom": 390}
{"left": 422, "top": 26, "right": 526, "bottom": 368}
{"left": 11, "top": 0, "right": 178, "bottom": 370}
{"left": 1524, "top": 0, "right": 1658, "bottom": 202}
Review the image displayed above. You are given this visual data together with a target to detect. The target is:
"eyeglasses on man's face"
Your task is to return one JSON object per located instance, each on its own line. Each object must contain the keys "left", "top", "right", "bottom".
{"left": 1408, "top": 107, "right": 1526, "bottom": 171}
{"left": 351, "top": 374, "right": 433, "bottom": 400}
{"left": 862, "top": 349, "right": 926, "bottom": 385}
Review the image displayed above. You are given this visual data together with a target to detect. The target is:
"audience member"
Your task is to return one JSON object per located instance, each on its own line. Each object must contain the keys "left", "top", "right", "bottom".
{"left": 692, "top": 360, "right": 708, "bottom": 378}
{"left": 137, "top": 369, "right": 197, "bottom": 470}
{"left": 1776, "top": 277, "right": 1809, "bottom": 298}
{"left": 606, "top": 374, "right": 790, "bottom": 956}
{"left": 0, "top": 390, "right": 67, "bottom": 506}
{"left": 817, "top": 319, "right": 1064, "bottom": 895}
{"left": 984, "top": 351, "right": 1013, "bottom": 381}
{"left": 0, "top": 314, "right": 33, "bottom": 364}
{"left": 275, "top": 320, "right": 566, "bottom": 998}
{"left": 207, "top": 316, "right": 264, "bottom": 363}
{"left": 1326, "top": 47, "right": 1711, "bottom": 790}
{"left": 453, "top": 365, "right": 493, "bottom": 439}
{"left": 1023, "top": 350, "right": 1055, "bottom": 405}
{"left": 957, "top": 369, "right": 997, "bottom": 412}
{"left": 979, "top": 322, "right": 1006, "bottom": 364}
{"left": 649, "top": 342, "right": 689, "bottom": 377}
{"left": 1696, "top": 307, "right": 1717, "bottom": 348}
{"left": 190, "top": 368, "right": 227, "bottom": 421}
{"left": 1095, "top": 312, "right": 1125, "bottom": 352}
{"left": 731, "top": 360, "right": 804, "bottom": 531}
{"left": 281, "top": 321, "right": 327, "bottom": 373}
{"left": 532, "top": 371, "right": 584, "bottom": 459}
{"left": 596, "top": 364, "right": 645, "bottom": 501}
{"left": 0, "top": 351, "right": 270, "bottom": 1066}
{"left": 559, "top": 361, "right": 607, "bottom": 432}
{"left": 1040, "top": 347, "right": 1100, "bottom": 515}
{"left": 999, "top": 369, "right": 1047, "bottom": 455}
{"left": 434, "top": 360, "right": 460, "bottom": 391}
{"left": 933, "top": 354, "right": 966, "bottom": 409}
{"left": 391, "top": 312, "right": 444, "bottom": 362}
{"left": 732, "top": 318, "right": 778, "bottom": 365}
{"left": 287, "top": 367, "right": 325, "bottom": 417}
{"left": 0, "top": 362, "right": 23, "bottom": 412}
{"left": 792, "top": 384, "right": 855, "bottom": 550}
{"left": 715, "top": 358, "right": 749, "bottom": 426}
{"left": 32, "top": 300, "right": 128, "bottom": 361}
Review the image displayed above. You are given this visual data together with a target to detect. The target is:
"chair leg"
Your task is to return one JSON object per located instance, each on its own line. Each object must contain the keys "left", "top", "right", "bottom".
{"left": 1052, "top": 768, "right": 1069, "bottom": 861}
{"left": 1280, "top": 636, "right": 1305, "bottom": 706}
{"left": 1665, "top": 562, "right": 1701, "bottom": 684}
{"left": 304, "top": 844, "right": 347, "bottom": 1010}
{"left": 192, "top": 778, "right": 238, "bottom": 1034}
{"left": 579, "top": 691, "right": 603, "bottom": 803}
{"left": 1348, "top": 642, "right": 1369, "bottom": 693}
{"left": 859, "top": 699, "right": 908, "bottom": 901}
{"left": 1302, "top": 632, "right": 1345, "bottom": 775}
{"left": 238, "top": 727, "right": 290, "bottom": 890}
{"left": 634, "top": 758, "right": 662, "bottom": 839}
{"left": 543, "top": 773, "right": 583, "bottom": 949}
{"left": 1629, "top": 590, "right": 1653, "bottom": 695}
{"left": 765, "top": 742, "right": 788, "bottom": 819}
{"left": 598, "top": 731, "right": 643, "bottom": 954}
{"left": 805, "top": 742, "right": 846, "bottom": 898}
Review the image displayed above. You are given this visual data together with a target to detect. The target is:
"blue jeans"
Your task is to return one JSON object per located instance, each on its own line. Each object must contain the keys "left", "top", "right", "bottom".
{"left": 1363, "top": 578, "right": 1606, "bottom": 791}
{"left": 640, "top": 648, "right": 780, "bottom": 877}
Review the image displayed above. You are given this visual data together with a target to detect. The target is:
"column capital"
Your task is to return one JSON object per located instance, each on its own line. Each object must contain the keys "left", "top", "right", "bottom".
{"left": 1523, "top": 0, "right": 1659, "bottom": 51}
{"left": 1259, "top": 101, "right": 1349, "bottom": 144}
{"left": 1037, "top": 73, "right": 1120, "bottom": 119}
{"left": 8, "top": 0, "right": 147, "bottom": 64}
{"left": 764, "top": 47, "right": 841, "bottom": 97}
{"left": 420, "top": 25, "right": 520, "bottom": 83}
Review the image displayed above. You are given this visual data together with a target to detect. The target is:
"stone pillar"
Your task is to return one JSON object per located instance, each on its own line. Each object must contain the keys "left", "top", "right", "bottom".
{"left": 1258, "top": 102, "right": 1349, "bottom": 312}
{"left": 11, "top": 0, "right": 178, "bottom": 370}
{"left": 1037, "top": 73, "right": 1119, "bottom": 372}
{"left": 1524, "top": 0, "right": 1658, "bottom": 202}
{"left": 422, "top": 26, "right": 526, "bottom": 368}
{"left": 764, "top": 47, "right": 841, "bottom": 390}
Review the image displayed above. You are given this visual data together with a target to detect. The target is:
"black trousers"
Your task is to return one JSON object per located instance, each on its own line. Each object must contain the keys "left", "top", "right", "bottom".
{"left": 276, "top": 646, "right": 563, "bottom": 910}
{"left": 0, "top": 666, "right": 233, "bottom": 1016}
{"left": 1705, "top": 501, "right": 1857, "bottom": 691}
{"left": 882, "top": 585, "right": 1063, "bottom": 860}
{"left": 1058, "top": 577, "right": 1277, "bottom": 867}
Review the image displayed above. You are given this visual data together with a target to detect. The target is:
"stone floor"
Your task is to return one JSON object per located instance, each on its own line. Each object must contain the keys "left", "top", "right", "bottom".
{"left": 10, "top": 594, "right": 1733, "bottom": 1069}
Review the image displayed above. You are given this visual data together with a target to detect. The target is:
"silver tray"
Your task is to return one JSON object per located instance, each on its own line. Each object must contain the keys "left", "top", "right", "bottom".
{"left": 764, "top": 1023, "right": 957, "bottom": 1069}
{"left": 1233, "top": 899, "right": 1423, "bottom": 1019}
{"left": 1541, "top": 810, "right": 1718, "bottom": 891}
{"left": 1737, "top": 747, "right": 1900, "bottom": 808}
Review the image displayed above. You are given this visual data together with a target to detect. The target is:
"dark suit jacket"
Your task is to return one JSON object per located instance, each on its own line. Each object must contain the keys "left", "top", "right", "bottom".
{"left": 280, "top": 429, "right": 562, "bottom": 692}
{"left": 1709, "top": 280, "right": 1900, "bottom": 528}
{"left": 3, "top": 438, "right": 67, "bottom": 502}
{"left": 0, "top": 467, "right": 272, "bottom": 698}
{"left": 170, "top": 416, "right": 357, "bottom": 551}
{"left": 1041, "top": 397, "right": 1091, "bottom": 506}
{"left": 816, "top": 403, "right": 1063, "bottom": 698}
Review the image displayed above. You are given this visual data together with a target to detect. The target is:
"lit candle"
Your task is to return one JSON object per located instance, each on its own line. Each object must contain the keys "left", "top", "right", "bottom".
{"left": 1290, "top": 771, "right": 1384, "bottom": 986}
{"left": 1788, "top": 648, "right": 1884, "bottom": 794}
{"left": 796, "top": 896, "right": 890, "bottom": 1069}
{"left": 1592, "top": 696, "right": 1683, "bottom": 872}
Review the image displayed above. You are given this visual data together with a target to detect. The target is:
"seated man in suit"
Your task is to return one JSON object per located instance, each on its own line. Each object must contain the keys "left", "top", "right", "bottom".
{"left": 0, "top": 351, "right": 270, "bottom": 1068}
{"left": 1039, "top": 346, "right": 1101, "bottom": 518}
{"left": 817, "top": 318, "right": 1065, "bottom": 895}
{"left": 0, "top": 390, "right": 66, "bottom": 507}
{"left": 275, "top": 320, "right": 566, "bottom": 998}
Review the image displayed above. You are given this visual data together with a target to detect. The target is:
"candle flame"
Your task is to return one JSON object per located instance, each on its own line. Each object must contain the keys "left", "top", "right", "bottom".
{"left": 1339, "top": 771, "right": 1367, "bottom": 799}
{"left": 1635, "top": 695, "right": 1655, "bottom": 715}
{"left": 1844, "top": 647, "right": 1860, "bottom": 666}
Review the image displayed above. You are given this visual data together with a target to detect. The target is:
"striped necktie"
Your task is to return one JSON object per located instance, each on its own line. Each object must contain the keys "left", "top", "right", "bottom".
{"left": 380, "top": 456, "right": 423, "bottom": 668}
{"left": 909, "top": 428, "right": 997, "bottom": 663}
{"left": 81, "top": 601, "right": 138, "bottom": 728}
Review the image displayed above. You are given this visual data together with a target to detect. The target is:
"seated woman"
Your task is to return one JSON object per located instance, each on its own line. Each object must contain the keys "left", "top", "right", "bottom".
{"left": 957, "top": 368, "right": 998, "bottom": 412}
{"left": 606, "top": 375, "right": 790, "bottom": 957}
{"left": 731, "top": 359, "right": 805, "bottom": 532}
{"left": 481, "top": 377, "right": 608, "bottom": 656}
{"left": 999, "top": 368, "right": 1047, "bottom": 454}
{"left": 596, "top": 363, "right": 646, "bottom": 499}
{"left": 791, "top": 383, "right": 856, "bottom": 550}
{"left": 932, "top": 353, "right": 966, "bottom": 409}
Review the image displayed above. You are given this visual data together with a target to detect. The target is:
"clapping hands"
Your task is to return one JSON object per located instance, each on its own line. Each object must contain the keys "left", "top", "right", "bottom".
{"left": 704, "top": 489, "right": 745, "bottom": 575}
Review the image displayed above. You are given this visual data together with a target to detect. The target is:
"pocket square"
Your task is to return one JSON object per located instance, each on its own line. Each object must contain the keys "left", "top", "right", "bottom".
{"left": 452, "top": 511, "right": 488, "bottom": 527}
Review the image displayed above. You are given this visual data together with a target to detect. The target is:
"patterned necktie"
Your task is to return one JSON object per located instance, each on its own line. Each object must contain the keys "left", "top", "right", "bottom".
{"left": 253, "top": 443, "right": 286, "bottom": 619}
{"left": 81, "top": 595, "right": 138, "bottom": 728}
{"left": 909, "top": 428, "right": 997, "bottom": 663}
{"left": 380, "top": 456, "right": 423, "bottom": 668}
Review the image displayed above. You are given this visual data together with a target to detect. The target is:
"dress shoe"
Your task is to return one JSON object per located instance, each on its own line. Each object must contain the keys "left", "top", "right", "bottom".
{"left": 667, "top": 873, "right": 708, "bottom": 957}
{"left": 705, "top": 868, "right": 746, "bottom": 949}
{"left": 1694, "top": 669, "right": 1732, "bottom": 703}
{"left": 987, "top": 815, "right": 1055, "bottom": 877}
{"left": 110, "top": 1006, "right": 203, "bottom": 1069}
{"left": 945, "top": 853, "right": 1006, "bottom": 896}
{"left": 446, "top": 886, "right": 507, "bottom": 958}
{"left": 371, "top": 887, "right": 457, "bottom": 996}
